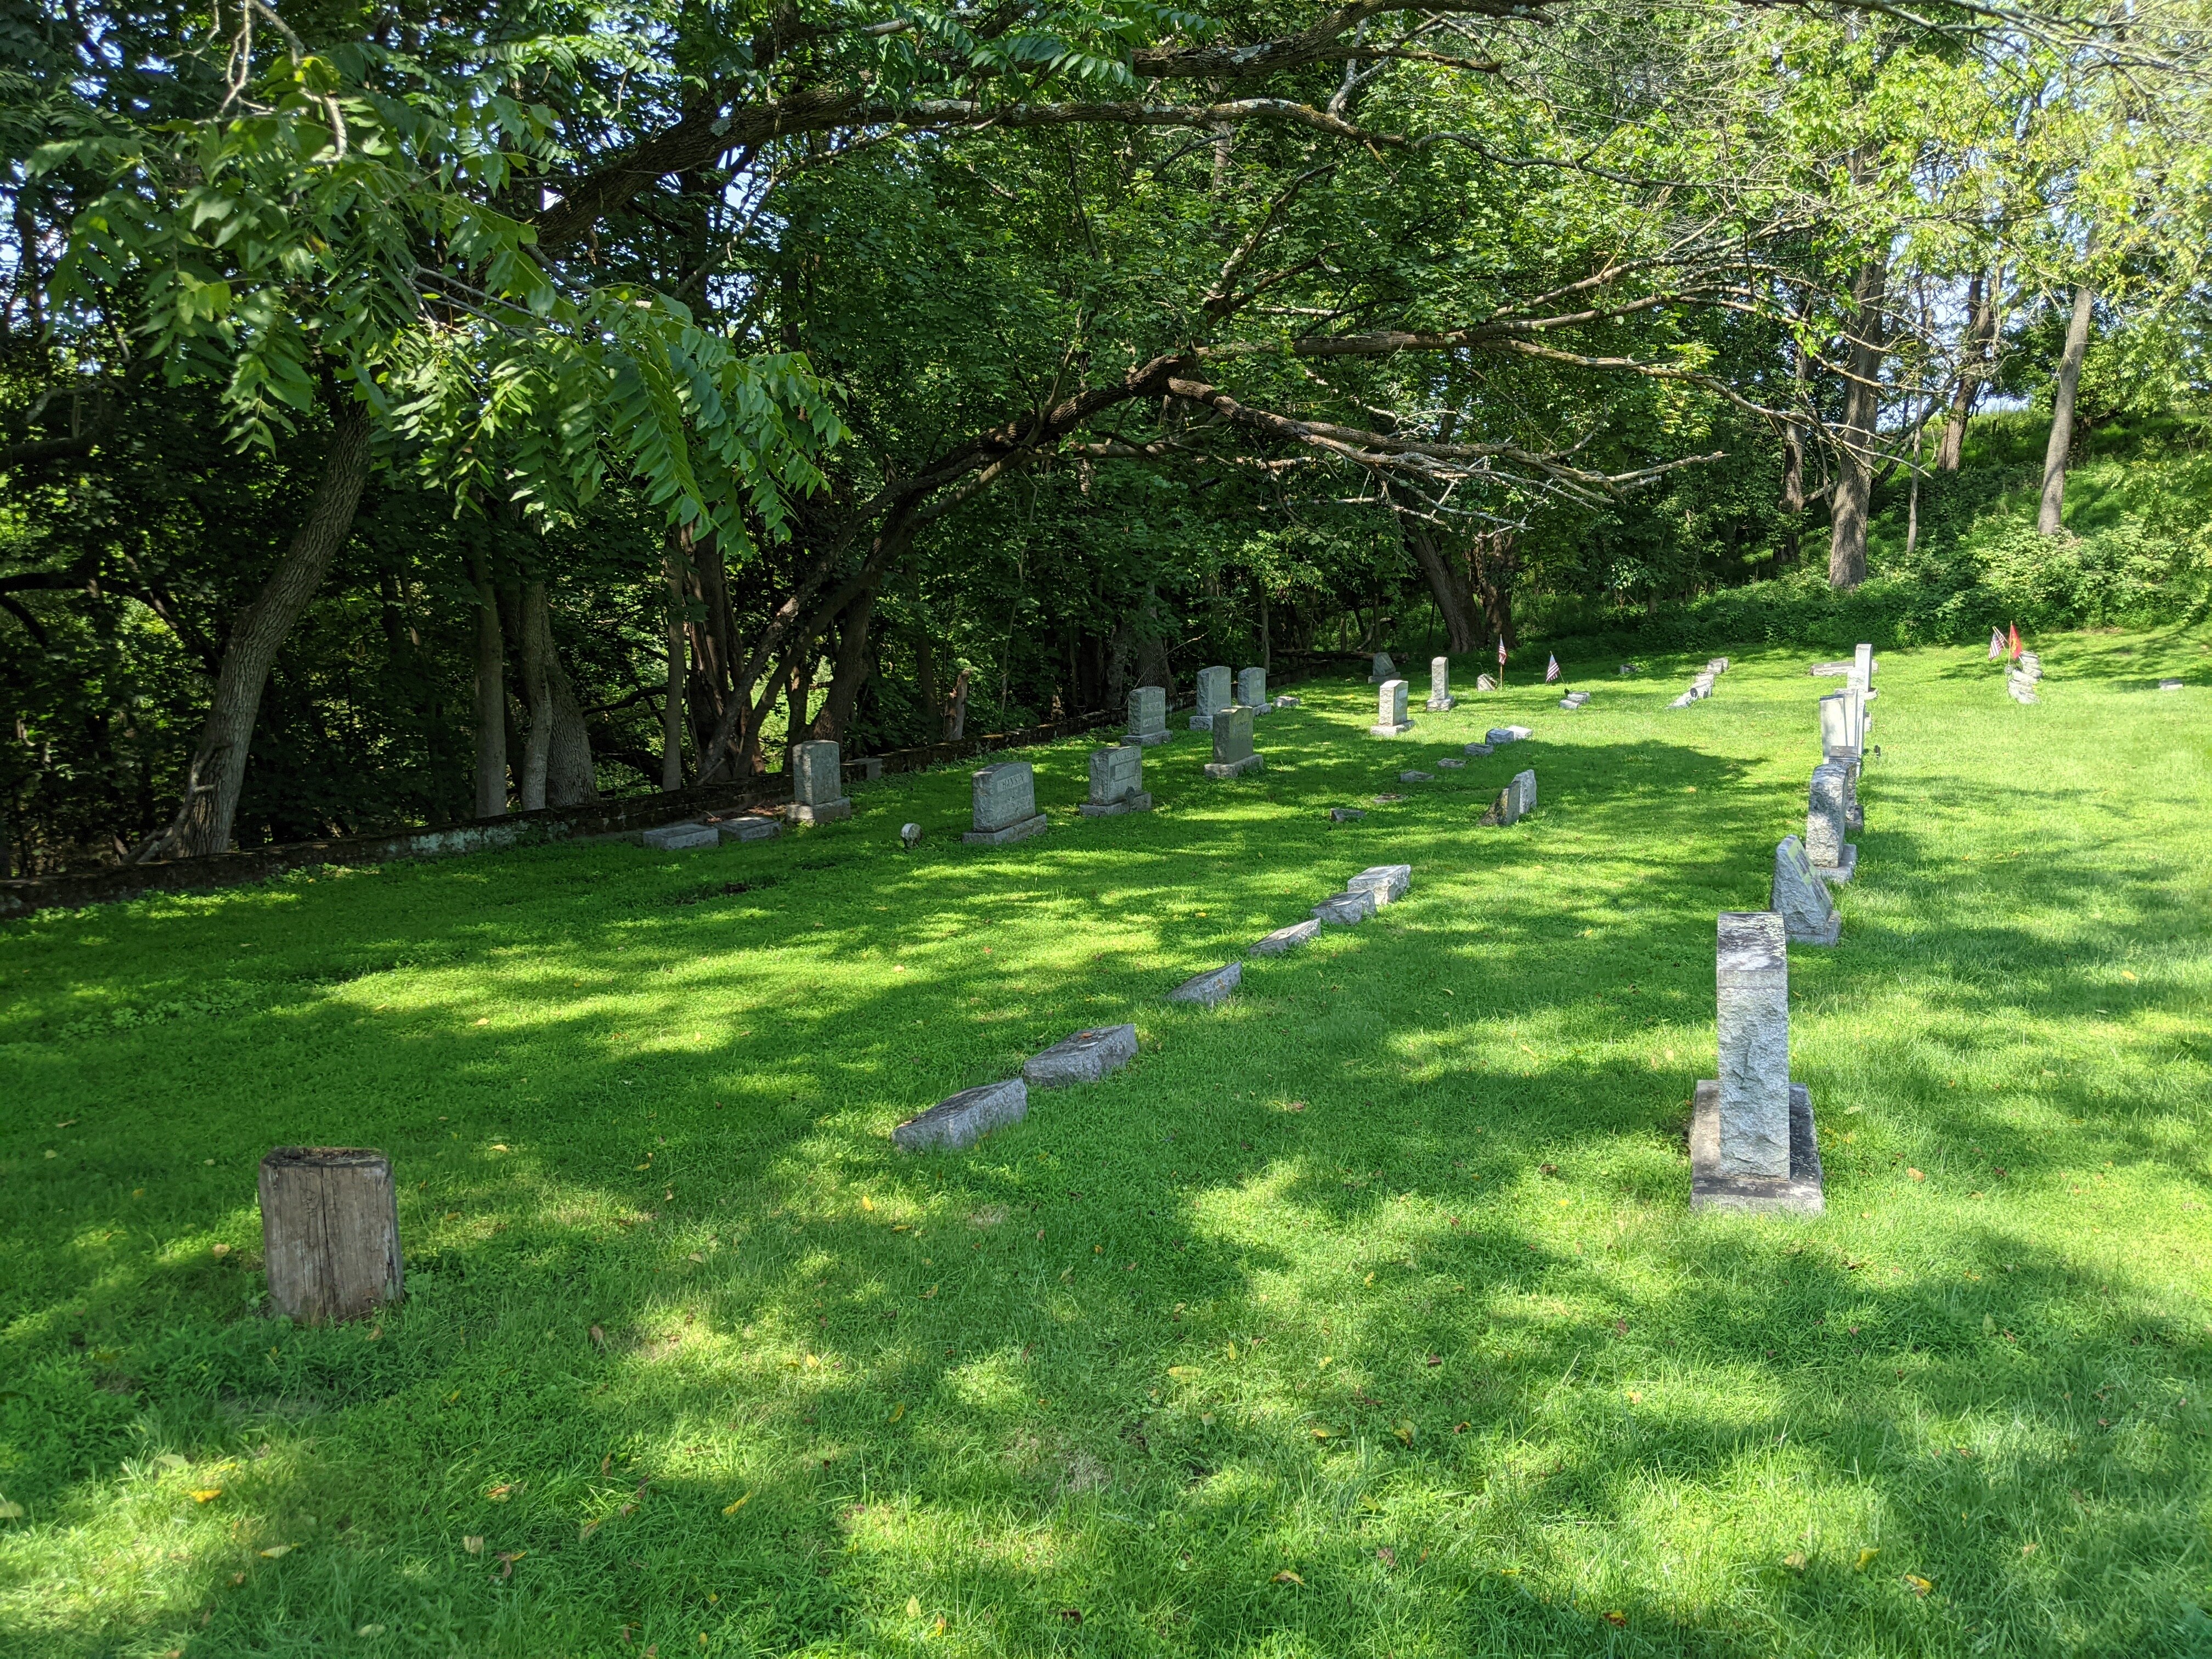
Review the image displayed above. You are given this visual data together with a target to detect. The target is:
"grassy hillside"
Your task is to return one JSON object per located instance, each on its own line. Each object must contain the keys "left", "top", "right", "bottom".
{"left": 4, "top": 632, "right": 2212, "bottom": 1657}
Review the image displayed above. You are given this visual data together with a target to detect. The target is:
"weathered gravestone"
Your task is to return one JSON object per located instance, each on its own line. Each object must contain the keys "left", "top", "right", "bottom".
{"left": 791, "top": 740, "right": 854, "bottom": 825}
{"left": 1169, "top": 962, "right": 1242, "bottom": 1006}
{"left": 1080, "top": 744, "right": 1153, "bottom": 816}
{"left": 1487, "top": 726, "right": 1532, "bottom": 744}
{"left": 1126, "top": 685, "right": 1171, "bottom": 747}
{"left": 1669, "top": 692, "right": 1697, "bottom": 709}
{"left": 1707, "top": 658, "right": 1730, "bottom": 674}
{"left": 2162, "top": 678, "right": 2186, "bottom": 691}
{"left": 845, "top": 756, "right": 886, "bottom": 782}
{"left": 1250, "top": 918, "right": 1322, "bottom": 955}
{"left": 1312, "top": 888, "right": 1378, "bottom": 924}
{"left": 642, "top": 821, "right": 720, "bottom": 850}
{"left": 1328, "top": 806, "right": 1366, "bottom": 823}
{"left": 1237, "top": 667, "right": 1269, "bottom": 715}
{"left": 1024, "top": 1024, "right": 1138, "bottom": 1088}
{"left": 1398, "top": 770, "right": 1434, "bottom": 783}
{"left": 1805, "top": 763, "right": 1857, "bottom": 883}
{"left": 258, "top": 1147, "right": 404, "bottom": 1324}
{"left": 1437, "top": 757, "right": 1465, "bottom": 769}
{"left": 1274, "top": 693, "right": 1302, "bottom": 708}
{"left": 1426, "top": 657, "right": 1455, "bottom": 712}
{"left": 1369, "top": 679, "right": 1415, "bottom": 736}
{"left": 1560, "top": 691, "right": 1590, "bottom": 710}
{"left": 1347, "top": 864, "right": 1411, "bottom": 906}
{"left": 1479, "top": 770, "right": 1537, "bottom": 826}
{"left": 964, "top": 760, "right": 1047, "bottom": 844}
{"left": 714, "top": 815, "right": 781, "bottom": 844}
{"left": 1475, "top": 673, "right": 1498, "bottom": 692}
{"left": 894, "top": 1079, "right": 1028, "bottom": 1152}
{"left": 1370, "top": 652, "right": 1397, "bottom": 682}
{"left": 1463, "top": 741, "right": 1493, "bottom": 757}
{"left": 1204, "top": 705, "right": 1262, "bottom": 779}
{"left": 1690, "top": 911, "right": 1822, "bottom": 1214}
{"left": 1855, "top": 641, "right": 1875, "bottom": 682}
{"left": 1818, "top": 692, "right": 1860, "bottom": 761}
{"left": 1809, "top": 660, "right": 1853, "bottom": 677}
{"left": 1190, "top": 665, "right": 1234, "bottom": 731}
{"left": 1771, "top": 836, "right": 1842, "bottom": 945}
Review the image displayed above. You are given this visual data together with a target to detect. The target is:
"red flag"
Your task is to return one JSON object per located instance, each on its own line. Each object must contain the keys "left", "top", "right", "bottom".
{"left": 1545, "top": 653, "right": 1560, "bottom": 684}
{"left": 2008, "top": 623, "right": 2022, "bottom": 661}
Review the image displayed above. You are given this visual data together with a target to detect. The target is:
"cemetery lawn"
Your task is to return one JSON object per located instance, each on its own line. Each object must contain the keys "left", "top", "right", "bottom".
{"left": 8, "top": 632, "right": 2212, "bottom": 1659}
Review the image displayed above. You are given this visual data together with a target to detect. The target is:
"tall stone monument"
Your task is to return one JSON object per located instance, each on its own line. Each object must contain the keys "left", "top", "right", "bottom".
{"left": 964, "top": 760, "right": 1047, "bottom": 845}
{"left": 1236, "top": 666, "right": 1269, "bottom": 716}
{"left": 1204, "top": 704, "right": 1262, "bottom": 779}
{"left": 1425, "top": 657, "right": 1455, "bottom": 712}
{"left": 1080, "top": 744, "right": 1153, "bottom": 816}
{"left": 1806, "top": 762, "right": 1856, "bottom": 882}
{"left": 1126, "top": 685, "right": 1170, "bottom": 747}
{"left": 1190, "top": 665, "right": 1233, "bottom": 731}
{"left": 790, "top": 740, "right": 854, "bottom": 825}
{"left": 1369, "top": 679, "right": 1414, "bottom": 736}
{"left": 1690, "top": 911, "right": 1823, "bottom": 1214}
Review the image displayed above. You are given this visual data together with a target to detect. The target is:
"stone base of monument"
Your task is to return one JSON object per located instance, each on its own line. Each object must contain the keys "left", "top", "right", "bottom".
{"left": 894, "top": 1079, "right": 1028, "bottom": 1152}
{"left": 963, "top": 813, "right": 1047, "bottom": 845}
{"left": 1368, "top": 720, "right": 1415, "bottom": 737}
{"left": 641, "top": 821, "right": 720, "bottom": 850}
{"left": 1204, "top": 754, "right": 1262, "bottom": 780}
{"left": 1078, "top": 792, "right": 1154, "bottom": 817}
{"left": 715, "top": 817, "right": 781, "bottom": 844}
{"left": 1188, "top": 714, "right": 1216, "bottom": 731}
{"left": 1690, "top": 1081, "right": 1824, "bottom": 1215}
{"left": 1425, "top": 695, "right": 1455, "bottom": 712}
{"left": 1814, "top": 844, "right": 1858, "bottom": 885}
{"left": 1126, "top": 729, "right": 1172, "bottom": 746}
{"left": 1023, "top": 1024, "right": 1138, "bottom": 1088}
{"left": 791, "top": 798, "right": 853, "bottom": 826}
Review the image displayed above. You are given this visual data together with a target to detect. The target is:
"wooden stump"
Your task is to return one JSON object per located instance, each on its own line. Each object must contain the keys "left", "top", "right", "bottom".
{"left": 257, "top": 1147, "right": 404, "bottom": 1324}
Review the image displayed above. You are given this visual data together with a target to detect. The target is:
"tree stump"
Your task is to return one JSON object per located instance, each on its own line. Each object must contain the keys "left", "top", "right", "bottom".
{"left": 257, "top": 1147, "right": 404, "bottom": 1324}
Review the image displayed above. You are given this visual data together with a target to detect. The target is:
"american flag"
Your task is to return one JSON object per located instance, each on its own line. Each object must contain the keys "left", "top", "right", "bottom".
{"left": 1989, "top": 628, "right": 2005, "bottom": 661}
{"left": 1545, "top": 653, "right": 1560, "bottom": 684}
{"left": 1496, "top": 636, "right": 1507, "bottom": 670}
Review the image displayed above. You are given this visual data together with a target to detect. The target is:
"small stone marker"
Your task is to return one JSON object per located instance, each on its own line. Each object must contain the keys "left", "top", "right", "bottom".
{"left": 1329, "top": 806, "right": 1367, "bottom": 822}
{"left": 2008, "top": 680, "right": 2040, "bottom": 705}
{"left": 1475, "top": 673, "right": 1497, "bottom": 692}
{"left": 1126, "top": 685, "right": 1171, "bottom": 747}
{"left": 1249, "top": 918, "right": 1322, "bottom": 956}
{"left": 1397, "top": 770, "right": 1434, "bottom": 783}
{"left": 1462, "top": 741, "right": 1493, "bottom": 757}
{"left": 791, "top": 740, "right": 855, "bottom": 825}
{"left": 1204, "top": 704, "right": 1262, "bottom": 779}
{"left": 1369, "top": 679, "right": 1414, "bottom": 736}
{"left": 1169, "top": 963, "right": 1242, "bottom": 1007}
{"left": 1559, "top": 691, "right": 1590, "bottom": 710}
{"left": 1691, "top": 911, "right": 1822, "bottom": 1215}
{"left": 1437, "top": 757, "right": 1465, "bottom": 769}
{"left": 1669, "top": 692, "right": 1696, "bottom": 709}
{"left": 1369, "top": 652, "right": 1397, "bottom": 682}
{"left": 715, "top": 816, "right": 781, "bottom": 844}
{"left": 1237, "top": 666, "right": 1269, "bottom": 714}
{"left": 642, "top": 821, "right": 720, "bottom": 850}
{"left": 1809, "top": 660, "right": 1852, "bottom": 677}
{"left": 1274, "top": 693, "right": 1301, "bottom": 708}
{"left": 1080, "top": 743, "right": 1153, "bottom": 816}
{"left": 258, "top": 1147, "right": 404, "bottom": 1325}
{"left": 1707, "top": 658, "right": 1730, "bottom": 674}
{"left": 1425, "top": 657, "right": 1455, "bottom": 712}
{"left": 1190, "top": 665, "right": 1233, "bottom": 731}
{"left": 1347, "top": 864, "right": 1411, "bottom": 905}
{"left": 1618, "top": 662, "right": 1641, "bottom": 675}
{"left": 1805, "top": 763, "right": 1856, "bottom": 883}
{"left": 1771, "top": 836, "right": 1841, "bottom": 945}
{"left": 844, "top": 756, "right": 885, "bottom": 782}
{"left": 1312, "top": 888, "right": 1378, "bottom": 924}
{"left": 1023, "top": 1024, "right": 1138, "bottom": 1089}
{"left": 894, "top": 1079, "right": 1028, "bottom": 1152}
{"left": 964, "top": 761, "right": 1047, "bottom": 844}
{"left": 900, "top": 822, "right": 922, "bottom": 848}
{"left": 2161, "top": 678, "right": 2185, "bottom": 691}
{"left": 1487, "top": 726, "right": 1532, "bottom": 744}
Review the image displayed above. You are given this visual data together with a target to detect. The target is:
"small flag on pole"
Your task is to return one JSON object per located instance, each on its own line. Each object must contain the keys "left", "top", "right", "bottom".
{"left": 2008, "top": 623, "right": 2023, "bottom": 661}
{"left": 1989, "top": 627, "right": 2005, "bottom": 661}
{"left": 1545, "top": 653, "right": 1561, "bottom": 684}
{"left": 1497, "top": 636, "right": 1508, "bottom": 670}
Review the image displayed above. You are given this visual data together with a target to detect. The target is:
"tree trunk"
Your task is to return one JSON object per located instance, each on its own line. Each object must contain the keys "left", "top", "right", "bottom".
{"left": 142, "top": 400, "right": 373, "bottom": 859}
{"left": 661, "top": 529, "right": 687, "bottom": 789}
{"left": 516, "top": 580, "right": 554, "bottom": 811}
{"left": 466, "top": 546, "right": 508, "bottom": 818}
{"left": 944, "top": 666, "right": 972, "bottom": 740}
{"left": 1400, "top": 516, "right": 1481, "bottom": 653}
{"left": 814, "top": 585, "right": 879, "bottom": 741}
{"left": 2039, "top": 282, "right": 2095, "bottom": 535}
{"left": 1827, "top": 258, "right": 1888, "bottom": 590}
{"left": 532, "top": 588, "right": 597, "bottom": 806}
{"left": 1467, "top": 531, "right": 1520, "bottom": 651}
{"left": 1937, "top": 269, "right": 1995, "bottom": 473}
{"left": 257, "top": 1147, "right": 403, "bottom": 1325}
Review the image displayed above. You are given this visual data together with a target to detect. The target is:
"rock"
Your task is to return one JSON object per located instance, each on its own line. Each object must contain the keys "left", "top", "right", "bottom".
{"left": 1023, "top": 1024, "right": 1139, "bottom": 1089}
{"left": 1397, "top": 770, "right": 1434, "bottom": 783}
{"left": 1770, "top": 836, "right": 1841, "bottom": 945}
{"left": 1347, "top": 864, "right": 1411, "bottom": 905}
{"left": 1311, "top": 889, "right": 1378, "bottom": 925}
{"left": 642, "top": 821, "right": 719, "bottom": 850}
{"left": 1437, "top": 757, "right": 1465, "bottom": 769}
{"left": 1462, "top": 742, "right": 1493, "bottom": 757}
{"left": 1168, "top": 963, "right": 1242, "bottom": 1007}
{"left": 893, "top": 1079, "right": 1028, "bottom": 1153}
{"left": 1249, "top": 918, "right": 1322, "bottom": 956}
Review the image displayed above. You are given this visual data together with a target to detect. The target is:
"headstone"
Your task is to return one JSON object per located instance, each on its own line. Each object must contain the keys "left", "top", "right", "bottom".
{"left": 1809, "top": 661, "right": 1852, "bottom": 677}
{"left": 1126, "top": 685, "right": 1171, "bottom": 747}
{"left": 1819, "top": 692, "right": 1859, "bottom": 760}
{"left": 1463, "top": 741, "right": 1493, "bottom": 757}
{"left": 894, "top": 1079, "right": 1027, "bottom": 1152}
{"left": 1189, "top": 665, "right": 1233, "bottom": 731}
{"left": 1169, "top": 962, "right": 1242, "bottom": 1007}
{"left": 964, "top": 761, "right": 1047, "bottom": 845}
{"left": 1204, "top": 705, "right": 1262, "bottom": 778}
{"left": 642, "top": 821, "right": 720, "bottom": 851}
{"left": 1475, "top": 674, "right": 1498, "bottom": 692}
{"left": 1397, "top": 770, "right": 1434, "bottom": 783}
{"left": 1805, "top": 764, "right": 1856, "bottom": 883}
{"left": 258, "top": 1147, "right": 403, "bottom": 1325}
{"left": 1510, "top": 769, "right": 1536, "bottom": 817}
{"left": 1437, "top": 757, "right": 1465, "bottom": 769}
{"left": 1669, "top": 693, "right": 1696, "bottom": 709}
{"left": 1854, "top": 642, "right": 1874, "bottom": 684}
{"left": 1425, "top": 657, "right": 1455, "bottom": 712}
{"left": 1487, "top": 726, "right": 1532, "bottom": 744}
{"left": 1691, "top": 911, "right": 1822, "bottom": 1215}
{"left": 1312, "top": 889, "right": 1377, "bottom": 924}
{"left": 1369, "top": 679, "right": 1414, "bottom": 737}
{"left": 1023, "top": 1024, "right": 1138, "bottom": 1089}
{"left": 1707, "top": 658, "right": 1730, "bottom": 674}
{"left": 1080, "top": 744, "right": 1153, "bottom": 816}
{"left": 1369, "top": 652, "right": 1397, "bottom": 683}
{"left": 1347, "top": 864, "right": 1411, "bottom": 906}
{"left": 715, "top": 817, "right": 781, "bottom": 845}
{"left": 1237, "top": 666, "right": 1269, "bottom": 714}
{"left": 1560, "top": 691, "right": 1589, "bottom": 709}
{"left": 1771, "top": 836, "right": 1841, "bottom": 945}
{"left": 900, "top": 822, "right": 922, "bottom": 848}
{"left": 1618, "top": 663, "right": 1641, "bottom": 675}
{"left": 1249, "top": 918, "right": 1322, "bottom": 956}
{"left": 791, "top": 740, "right": 854, "bottom": 825}
{"left": 1274, "top": 693, "right": 1301, "bottom": 708}
{"left": 2008, "top": 681, "right": 2040, "bottom": 705}
{"left": 1328, "top": 806, "right": 1366, "bottom": 823}
{"left": 2161, "top": 678, "right": 2185, "bottom": 691}
{"left": 844, "top": 756, "right": 885, "bottom": 782}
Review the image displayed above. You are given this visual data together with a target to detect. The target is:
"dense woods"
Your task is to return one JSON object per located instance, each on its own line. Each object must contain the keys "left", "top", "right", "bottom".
{"left": 3, "top": 0, "right": 2207, "bottom": 873}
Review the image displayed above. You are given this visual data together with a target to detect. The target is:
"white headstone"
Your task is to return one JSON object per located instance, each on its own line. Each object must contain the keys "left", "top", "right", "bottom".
{"left": 1425, "top": 657, "right": 1454, "bottom": 712}
{"left": 1369, "top": 679, "right": 1413, "bottom": 736}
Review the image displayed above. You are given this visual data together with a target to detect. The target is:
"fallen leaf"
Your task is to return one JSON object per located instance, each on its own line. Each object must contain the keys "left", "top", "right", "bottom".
{"left": 356, "top": 1626, "right": 385, "bottom": 1638}
{"left": 1311, "top": 1426, "right": 1333, "bottom": 1440}
{"left": 258, "top": 1544, "right": 295, "bottom": 1558}
{"left": 490, "top": 1143, "right": 510, "bottom": 1152}
{"left": 861, "top": 1197, "right": 875, "bottom": 1211}
{"left": 1854, "top": 1547, "right": 1879, "bottom": 1572}
{"left": 1603, "top": 1611, "right": 1627, "bottom": 1628}
{"left": 1392, "top": 1421, "right": 1414, "bottom": 1446}
{"left": 496, "top": 1550, "right": 525, "bottom": 1578}
{"left": 1363, "top": 1271, "right": 1375, "bottom": 1286}
{"left": 2021, "top": 1541, "right": 2038, "bottom": 1555}
{"left": 1317, "top": 1355, "right": 1332, "bottom": 1369}
{"left": 1426, "top": 1353, "right": 1442, "bottom": 1367}
{"left": 1903, "top": 1573, "right": 1933, "bottom": 1596}
{"left": 156, "top": 1453, "right": 189, "bottom": 1471}
{"left": 189, "top": 1488, "right": 222, "bottom": 1504}
{"left": 210, "top": 1243, "right": 230, "bottom": 1257}
{"left": 474, "top": 1018, "right": 489, "bottom": 1027}
{"left": 2122, "top": 970, "right": 2138, "bottom": 983}
{"left": 888, "top": 1403, "right": 906, "bottom": 1423}
{"left": 1272, "top": 1570, "right": 1306, "bottom": 1585}
{"left": 1059, "top": 1609, "right": 1084, "bottom": 1624}
{"left": 487, "top": 1483, "right": 516, "bottom": 1503}
{"left": 1376, "top": 1546, "right": 1397, "bottom": 1568}
{"left": 1782, "top": 1551, "right": 1807, "bottom": 1571}
{"left": 462, "top": 1536, "right": 484, "bottom": 1555}
{"left": 589, "top": 1324, "right": 607, "bottom": 1349}
{"left": 1908, "top": 1168, "right": 1925, "bottom": 1182}
{"left": 921, "top": 1284, "right": 937, "bottom": 1299}
{"left": 722, "top": 1493, "right": 750, "bottom": 1515}
{"left": 906, "top": 1596, "right": 922, "bottom": 1618}
{"left": 1626, "top": 1391, "right": 1643, "bottom": 1404}
{"left": 687, "top": 1252, "right": 704, "bottom": 1263}
{"left": 1166, "top": 1366, "right": 1198, "bottom": 1379}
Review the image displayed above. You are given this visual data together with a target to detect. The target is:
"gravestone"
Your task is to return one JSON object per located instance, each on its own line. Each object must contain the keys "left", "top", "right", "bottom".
{"left": 1707, "top": 658, "right": 1730, "bottom": 674}
{"left": 790, "top": 740, "right": 854, "bottom": 824}
{"left": 1024, "top": 1024, "right": 1138, "bottom": 1089}
{"left": 1169, "top": 963, "right": 1242, "bottom": 1007}
{"left": 1487, "top": 726, "right": 1532, "bottom": 744}
{"left": 1370, "top": 679, "right": 1414, "bottom": 737}
{"left": 1369, "top": 652, "right": 1397, "bottom": 682}
{"left": 1818, "top": 692, "right": 1859, "bottom": 761}
{"left": 715, "top": 816, "right": 781, "bottom": 845}
{"left": 1805, "top": 763, "right": 1856, "bottom": 882}
{"left": 1204, "top": 705, "right": 1262, "bottom": 779}
{"left": 258, "top": 1147, "right": 404, "bottom": 1325}
{"left": 1274, "top": 693, "right": 1301, "bottom": 708}
{"left": 1771, "top": 836, "right": 1841, "bottom": 945}
{"left": 1669, "top": 692, "right": 1696, "bottom": 709}
{"left": 844, "top": 756, "right": 885, "bottom": 783}
{"left": 1855, "top": 642, "right": 1874, "bottom": 684}
{"left": 642, "top": 821, "right": 719, "bottom": 851}
{"left": 1237, "top": 667, "right": 1269, "bottom": 715}
{"left": 1690, "top": 911, "right": 1822, "bottom": 1214}
{"left": 1560, "top": 691, "right": 1590, "bottom": 709}
{"left": 1312, "top": 888, "right": 1378, "bottom": 924}
{"left": 1190, "top": 665, "right": 1234, "bottom": 731}
{"left": 1437, "top": 757, "right": 1465, "bottom": 769}
{"left": 1250, "top": 918, "right": 1322, "bottom": 956}
{"left": 2008, "top": 680, "right": 2040, "bottom": 705}
{"left": 1398, "top": 769, "right": 1434, "bottom": 783}
{"left": 900, "top": 822, "right": 922, "bottom": 849}
{"left": 1510, "top": 769, "right": 1537, "bottom": 817}
{"left": 1809, "top": 660, "right": 1852, "bottom": 676}
{"left": 1080, "top": 743, "right": 1152, "bottom": 816}
{"left": 893, "top": 1079, "right": 1027, "bottom": 1152}
{"left": 1476, "top": 673, "right": 1498, "bottom": 692}
{"left": 964, "top": 761, "right": 1047, "bottom": 845}
{"left": 1426, "top": 657, "right": 1455, "bottom": 712}
{"left": 1348, "top": 864, "right": 1411, "bottom": 906}
{"left": 1328, "top": 806, "right": 1367, "bottom": 823}
{"left": 1126, "top": 685, "right": 1171, "bottom": 747}
{"left": 2162, "top": 678, "right": 2185, "bottom": 691}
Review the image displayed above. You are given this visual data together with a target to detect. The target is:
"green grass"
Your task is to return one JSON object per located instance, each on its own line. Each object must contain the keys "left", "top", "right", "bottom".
{"left": 6, "top": 630, "right": 2212, "bottom": 1658}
